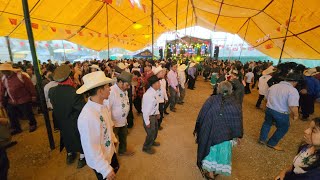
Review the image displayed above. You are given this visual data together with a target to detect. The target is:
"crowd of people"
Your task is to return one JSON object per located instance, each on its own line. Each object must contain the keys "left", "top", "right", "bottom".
{"left": 0, "top": 57, "right": 319, "bottom": 180}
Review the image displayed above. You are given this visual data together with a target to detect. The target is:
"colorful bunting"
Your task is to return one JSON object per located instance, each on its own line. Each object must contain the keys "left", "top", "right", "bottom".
{"left": 103, "top": 0, "right": 112, "bottom": 4}
{"left": 66, "top": 29, "right": 71, "bottom": 34}
{"left": 142, "top": 4, "right": 146, "bottom": 13}
{"left": 50, "top": 27, "right": 57, "bottom": 32}
{"left": 9, "top": 18, "right": 17, "bottom": 25}
{"left": 31, "top": 23, "right": 39, "bottom": 29}
{"left": 265, "top": 43, "right": 273, "bottom": 49}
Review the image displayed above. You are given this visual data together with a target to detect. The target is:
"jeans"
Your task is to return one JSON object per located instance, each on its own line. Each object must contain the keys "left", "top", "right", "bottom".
{"left": 259, "top": 108, "right": 290, "bottom": 147}
{"left": 7, "top": 102, "right": 37, "bottom": 131}
{"left": 143, "top": 116, "right": 158, "bottom": 150}
{"left": 93, "top": 153, "right": 119, "bottom": 180}
{"left": 188, "top": 75, "right": 195, "bottom": 89}
{"left": 178, "top": 85, "right": 185, "bottom": 103}
{"left": 245, "top": 83, "right": 251, "bottom": 94}
{"left": 256, "top": 94, "right": 265, "bottom": 108}
{"left": 169, "top": 86, "right": 177, "bottom": 110}
{"left": 113, "top": 126, "right": 128, "bottom": 154}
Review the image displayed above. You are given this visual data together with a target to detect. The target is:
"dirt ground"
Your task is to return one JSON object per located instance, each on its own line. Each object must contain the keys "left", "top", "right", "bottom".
{"left": 6, "top": 78, "right": 320, "bottom": 180}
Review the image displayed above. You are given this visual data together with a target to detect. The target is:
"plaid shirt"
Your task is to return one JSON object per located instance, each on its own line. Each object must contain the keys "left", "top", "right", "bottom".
{"left": 194, "top": 94, "right": 243, "bottom": 169}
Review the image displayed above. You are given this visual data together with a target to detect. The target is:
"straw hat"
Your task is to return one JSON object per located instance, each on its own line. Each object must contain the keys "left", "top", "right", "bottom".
{"left": 76, "top": 71, "right": 114, "bottom": 94}
{"left": 303, "top": 68, "right": 317, "bottom": 76}
{"left": 133, "top": 62, "right": 140, "bottom": 68}
{"left": 117, "top": 63, "right": 127, "bottom": 70}
{"left": 152, "top": 66, "right": 163, "bottom": 75}
{"left": 178, "top": 64, "right": 187, "bottom": 71}
{"left": 160, "top": 61, "right": 166, "bottom": 64}
{"left": 53, "top": 64, "right": 71, "bottom": 82}
{"left": 189, "top": 63, "right": 196, "bottom": 68}
{"left": 90, "top": 64, "right": 101, "bottom": 71}
{"left": 262, "top": 66, "right": 275, "bottom": 75}
{"left": 117, "top": 71, "right": 133, "bottom": 85}
{"left": 0, "top": 63, "right": 19, "bottom": 72}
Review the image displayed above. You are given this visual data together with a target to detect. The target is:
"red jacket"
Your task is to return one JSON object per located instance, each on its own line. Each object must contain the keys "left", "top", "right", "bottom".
{"left": 0, "top": 73, "right": 36, "bottom": 105}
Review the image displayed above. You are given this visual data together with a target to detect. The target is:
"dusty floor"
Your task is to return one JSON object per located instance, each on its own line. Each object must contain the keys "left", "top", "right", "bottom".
{"left": 7, "top": 78, "right": 320, "bottom": 180}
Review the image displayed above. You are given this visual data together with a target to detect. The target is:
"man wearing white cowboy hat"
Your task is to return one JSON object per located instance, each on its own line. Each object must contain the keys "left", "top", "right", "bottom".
{"left": 300, "top": 68, "right": 320, "bottom": 120}
{"left": 153, "top": 66, "right": 168, "bottom": 130}
{"left": 77, "top": 71, "right": 119, "bottom": 180}
{"left": 108, "top": 71, "right": 135, "bottom": 156}
{"left": 90, "top": 64, "right": 101, "bottom": 72}
{"left": 0, "top": 63, "right": 37, "bottom": 135}
{"left": 177, "top": 64, "right": 187, "bottom": 104}
{"left": 131, "top": 62, "right": 141, "bottom": 73}
{"left": 255, "top": 66, "right": 275, "bottom": 109}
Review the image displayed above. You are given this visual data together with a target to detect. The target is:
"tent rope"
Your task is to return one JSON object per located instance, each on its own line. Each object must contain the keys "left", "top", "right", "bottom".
{"left": 239, "top": 18, "right": 250, "bottom": 60}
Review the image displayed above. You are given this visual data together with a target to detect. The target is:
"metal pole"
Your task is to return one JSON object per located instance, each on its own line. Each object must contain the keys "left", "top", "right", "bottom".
{"left": 175, "top": 0, "right": 178, "bottom": 56}
{"left": 5, "top": 36, "right": 14, "bottom": 62}
{"left": 61, "top": 40, "right": 66, "bottom": 61}
{"left": 106, "top": 4, "right": 110, "bottom": 59}
{"left": 239, "top": 18, "right": 250, "bottom": 61}
{"left": 279, "top": 0, "right": 295, "bottom": 64}
{"left": 22, "top": 0, "right": 55, "bottom": 150}
{"left": 151, "top": 0, "right": 154, "bottom": 58}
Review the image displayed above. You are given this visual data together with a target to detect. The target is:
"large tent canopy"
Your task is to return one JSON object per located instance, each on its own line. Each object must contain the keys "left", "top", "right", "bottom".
{"left": 0, "top": 0, "right": 319, "bottom": 59}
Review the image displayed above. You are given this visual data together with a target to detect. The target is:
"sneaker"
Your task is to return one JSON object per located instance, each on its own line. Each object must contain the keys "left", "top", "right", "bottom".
{"left": 170, "top": 109, "right": 176, "bottom": 112}
{"left": 29, "top": 125, "right": 37, "bottom": 132}
{"left": 11, "top": 129, "right": 22, "bottom": 135}
{"left": 258, "top": 140, "right": 266, "bottom": 145}
{"left": 119, "top": 150, "right": 135, "bottom": 156}
{"left": 152, "top": 142, "right": 160, "bottom": 146}
{"left": 164, "top": 111, "right": 169, "bottom": 115}
{"left": 77, "top": 158, "right": 86, "bottom": 169}
{"left": 142, "top": 148, "right": 155, "bottom": 155}
{"left": 267, "top": 145, "right": 284, "bottom": 151}
{"left": 4, "top": 141, "right": 18, "bottom": 149}
{"left": 66, "top": 153, "right": 77, "bottom": 165}
{"left": 158, "top": 126, "right": 163, "bottom": 131}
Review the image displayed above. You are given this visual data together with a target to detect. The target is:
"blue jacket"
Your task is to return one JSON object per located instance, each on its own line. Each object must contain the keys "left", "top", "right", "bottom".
{"left": 305, "top": 76, "right": 320, "bottom": 97}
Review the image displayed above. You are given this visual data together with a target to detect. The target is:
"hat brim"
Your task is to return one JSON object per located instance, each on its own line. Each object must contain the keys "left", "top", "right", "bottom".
{"left": 0, "top": 67, "right": 19, "bottom": 72}
{"left": 76, "top": 78, "right": 115, "bottom": 94}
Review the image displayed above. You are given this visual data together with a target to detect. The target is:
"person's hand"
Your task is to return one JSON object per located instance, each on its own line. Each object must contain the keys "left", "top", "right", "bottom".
{"left": 300, "top": 89, "right": 307, "bottom": 95}
{"left": 32, "top": 96, "right": 37, "bottom": 102}
{"left": 164, "top": 100, "right": 168, "bottom": 104}
{"left": 156, "top": 114, "right": 160, "bottom": 120}
{"left": 237, "top": 138, "right": 242, "bottom": 145}
{"left": 175, "top": 88, "right": 179, "bottom": 93}
{"left": 275, "top": 173, "right": 285, "bottom": 180}
{"left": 107, "top": 170, "right": 116, "bottom": 180}
{"left": 146, "top": 123, "right": 151, "bottom": 128}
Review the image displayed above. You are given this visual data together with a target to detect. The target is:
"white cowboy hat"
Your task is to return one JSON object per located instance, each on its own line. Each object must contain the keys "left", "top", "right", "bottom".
{"left": 160, "top": 61, "right": 166, "bottom": 64}
{"left": 0, "top": 63, "right": 19, "bottom": 72}
{"left": 90, "top": 64, "right": 101, "bottom": 71}
{"left": 117, "top": 63, "right": 127, "bottom": 70}
{"left": 152, "top": 66, "right": 163, "bottom": 75}
{"left": 189, "top": 63, "right": 196, "bottom": 68}
{"left": 262, "top": 66, "right": 275, "bottom": 75}
{"left": 178, "top": 64, "right": 187, "bottom": 71}
{"left": 303, "top": 68, "right": 317, "bottom": 76}
{"left": 133, "top": 62, "right": 140, "bottom": 68}
{"left": 76, "top": 71, "right": 114, "bottom": 94}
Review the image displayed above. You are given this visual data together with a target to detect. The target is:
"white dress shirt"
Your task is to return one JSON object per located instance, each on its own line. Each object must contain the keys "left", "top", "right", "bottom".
{"left": 245, "top": 72, "right": 254, "bottom": 83}
{"left": 178, "top": 71, "right": 186, "bottom": 89}
{"left": 43, "top": 81, "right": 59, "bottom": 109}
{"left": 108, "top": 84, "right": 130, "bottom": 127}
{"left": 78, "top": 98, "right": 118, "bottom": 179}
{"left": 142, "top": 87, "right": 160, "bottom": 126}
{"left": 158, "top": 79, "right": 168, "bottom": 103}
{"left": 258, "top": 75, "right": 272, "bottom": 96}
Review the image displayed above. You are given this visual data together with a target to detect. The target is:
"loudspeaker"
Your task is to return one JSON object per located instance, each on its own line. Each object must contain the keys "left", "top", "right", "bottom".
{"left": 214, "top": 46, "right": 219, "bottom": 60}
{"left": 159, "top": 48, "right": 163, "bottom": 59}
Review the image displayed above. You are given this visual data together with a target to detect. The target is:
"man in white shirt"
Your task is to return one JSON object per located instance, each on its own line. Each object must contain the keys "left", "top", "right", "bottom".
{"left": 244, "top": 68, "right": 254, "bottom": 94}
{"left": 256, "top": 66, "right": 274, "bottom": 109}
{"left": 153, "top": 66, "right": 168, "bottom": 130}
{"left": 108, "top": 71, "right": 135, "bottom": 156}
{"left": 77, "top": 71, "right": 119, "bottom": 180}
{"left": 43, "top": 74, "right": 59, "bottom": 131}
{"left": 142, "top": 75, "right": 161, "bottom": 154}
{"left": 177, "top": 64, "right": 187, "bottom": 104}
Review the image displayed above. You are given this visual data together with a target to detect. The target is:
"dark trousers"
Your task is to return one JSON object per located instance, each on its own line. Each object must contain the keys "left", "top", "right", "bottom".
{"left": 256, "top": 94, "right": 265, "bottom": 108}
{"left": 188, "top": 75, "right": 195, "bottom": 89}
{"left": 300, "top": 94, "right": 315, "bottom": 118}
{"left": 7, "top": 102, "right": 37, "bottom": 131}
{"left": 164, "top": 99, "right": 170, "bottom": 112}
{"left": 93, "top": 153, "right": 119, "bottom": 180}
{"left": 113, "top": 126, "right": 128, "bottom": 154}
{"left": 51, "top": 110, "right": 59, "bottom": 130}
{"left": 178, "top": 85, "right": 185, "bottom": 103}
{"left": 127, "top": 108, "right": 134, "bottom": 128}
{"left": 158, "top": 103, "right": 164, "bottom": 127}
{"left": 245, "top": 83, "right": 251, "bottom": 94}
{"left": 143, "top": 116, "right": 158, "bottom": 150}
{"left": 252, "top": 75, "right": 260, "bottom": 89}
{"left": 169, "top": 87, "right": 178, "bottom": 110}
{"left": 0, "top": 148, "right": 9, "bottom": 180}
{"left": 259, "top": 108, "right": 290, "bottom": 147}
{"left": 133, "top": 97, "right": 142, "bottom": 114}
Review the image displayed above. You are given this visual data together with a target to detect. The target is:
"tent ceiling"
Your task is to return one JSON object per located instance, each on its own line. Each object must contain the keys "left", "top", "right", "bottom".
{"left": 0, "top": 0, "right": 319, "bottom": 59}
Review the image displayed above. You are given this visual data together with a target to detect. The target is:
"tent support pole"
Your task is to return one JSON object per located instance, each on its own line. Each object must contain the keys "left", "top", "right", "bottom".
{"left": 239, "top": 18, "right": 250, "bottom": 61}
{"left": 106, "top": 4, "right": 110, "bottom": 59}
{"left": 175, "top": 0, "right": 178, "bottom": 56}
{"left": 61, "top": 40, "right": 66, "bottom": 61}
{"left": 22, "top": 0, "right": 55, "bottom": 150}
{"left": 151, "top": 0, "right": 154, "bottom": 58}
{"left": 279, "top": 0, "right": 295, "bottom": 64}
{"left": 5, "top": 36, "right": 14, "bottom": 62}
